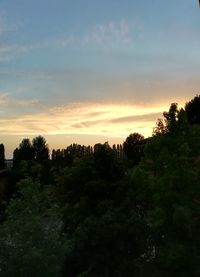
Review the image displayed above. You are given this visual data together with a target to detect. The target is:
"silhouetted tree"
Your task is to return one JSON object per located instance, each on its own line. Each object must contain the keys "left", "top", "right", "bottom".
{"left": 123, "top": 133, "right": 144, "bottom": 165}
{"left": 13, "top": 147, "right": 19, "bottom": 167}
{"left": 0, "top": 144, "right": 5, "bottom": 169}
{"left": 185, "top": 95, "right": 200, "bottom": 125}
{"left": 32, "top": 136, "right": 49, "bottom": 162}
{"left": 12, "top": 139, "right": 34, "bottom": 168}
{"left": 19, "top": 138, "right": 34, "bottom": 160}
{"left": 51, "top": 149, "right": 56, "bottom": 161}
{"left": 163, "top": 102, "right": 179, "bottom": 133}
{"left": 153, "top": 103, "right": 180, "bottom": 135}
{"left": 93, "top": 142, "right": 124, "bottom": 180}
{"left": 153, "top": 118, "right": 167, "bottom": 135}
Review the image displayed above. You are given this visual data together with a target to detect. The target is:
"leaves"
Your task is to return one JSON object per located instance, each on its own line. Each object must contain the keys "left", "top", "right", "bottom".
{"left": 0, "top": 178, "right": 65, "bottom": 277}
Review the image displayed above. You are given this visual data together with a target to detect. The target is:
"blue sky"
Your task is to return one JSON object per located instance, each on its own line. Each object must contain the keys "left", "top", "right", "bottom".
{"left": 0, "top": 0, "right": 200, "bottom": 157}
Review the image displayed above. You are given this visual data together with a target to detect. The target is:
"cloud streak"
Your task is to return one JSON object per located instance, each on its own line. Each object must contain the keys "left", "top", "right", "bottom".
{"left": 0, "top": 101, "right": 167, "bottom": 138}
{"left": 0, "top": 93, "right": 39, "bottom": 108}
{"left": 0, "top": 18, "right": 139, "bottom": 63}
{"left": 0, "top": 13, "right": 19, "bottom": 36}
{"left": 81, "top": 19, "right": 133, "bottom": 46}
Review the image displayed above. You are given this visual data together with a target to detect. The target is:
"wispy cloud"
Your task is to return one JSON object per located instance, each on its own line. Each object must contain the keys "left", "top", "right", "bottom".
{"left": 0, "top": 43, "right": 40, "bottom": 62}
{"left": 0, "top": 13, "right": 35, "bottom": 62}
{"left": 0, "top": 13, "right": 19, "bottom": 36}
{"left": 0, "top": 101, "right": 167, "bottom": 138}
{"left": 81, "top": 19, "right": 132, "bottom": 46}
{"left": 0, "top": 18, "right": 141, "bottom": 63}
{"left": 0, "top": 93, "right": 39, "bottom": 109}
{"left": 110, "top": 113, "right": 162, "bottom": 124}
{"left": 56, "top": 18, "right": 143, "bottom": 49}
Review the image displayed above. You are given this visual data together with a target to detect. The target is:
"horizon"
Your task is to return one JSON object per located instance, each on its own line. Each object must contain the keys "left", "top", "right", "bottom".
{"left": 0, "top": 0, "right": 199, "bottom": 157}
{"left": 1, "top": 96, "right": 188, "bottom": 159}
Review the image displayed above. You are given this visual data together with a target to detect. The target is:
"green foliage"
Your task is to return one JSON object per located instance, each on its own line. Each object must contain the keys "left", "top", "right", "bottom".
{"left": 4, "top": 95, "right": 200, "bottom": 276}
{"left": 56, "top": 150, "right": 149, "bottom": 276}
{"left": 0, "top": 178, "right": 66, "bottom": 277}
{"left": 61, "top": 178, "right": 149, "bottom": 276}
{"left": 134, "top": 126, "right": 200, "bottom": 276}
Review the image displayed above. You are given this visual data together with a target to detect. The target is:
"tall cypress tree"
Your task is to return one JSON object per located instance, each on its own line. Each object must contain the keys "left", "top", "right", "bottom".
{"left": 0, "top": 144, "right": 5, "bottom": 169}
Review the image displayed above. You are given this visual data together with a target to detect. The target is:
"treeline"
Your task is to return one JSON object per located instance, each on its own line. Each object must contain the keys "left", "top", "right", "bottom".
{"left": 0, "top": 95, "right": 200, "bottom": 276}
{"left": 0, "top": 133, "right": 146, "bottom": 170}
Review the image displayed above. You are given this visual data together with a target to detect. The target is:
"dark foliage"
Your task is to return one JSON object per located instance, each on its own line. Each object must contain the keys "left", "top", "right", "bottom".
{"left": 1, "top": 95, "right": 200, "bottom": 276}
{"left": 185, "top": 95, "right": 200, "bottom": 125}
{"left": 0, "top": 144, "right": 5, "bottom": 169}
{"left": 123, "top": 133, "right": 145, "bottom": 165}
{"left": 32, "top": 136, "right": 49, "bottom": 162}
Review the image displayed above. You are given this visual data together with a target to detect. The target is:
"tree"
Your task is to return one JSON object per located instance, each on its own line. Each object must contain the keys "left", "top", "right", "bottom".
{"left": 12, "top": 139, "right": 34, "bottom": 167}
{"left": 153, "top": 103, "right": 180, "bottom": 136}
{"left": 153, "top": 118, "right": 167, "bottom": 135}
{"left": 13, "top": 137, "right": 52, "bottom": 184}
{"left": 93, "top": 142, "right": 124, "bottom": 180}
{"left": 19, "top": 138, "right": 34, "bottom": 160}
{"left": 59, "top": 158, "right": 149, "bottom": 276}
{"left": 185, "top": 95, "right": 200, "bottom": 125}
{"left": 163, "top": 103, "right": 179, "bottom": 132}
{"left": 13, "top": 148, "right": 19, "bottom": 167}
{"left": 32, "top": 136, "right": 49, "bottom": 162}
{"left": 0, "top": 178, "right": 66, "bottom": 276}
{"left": 123, "top": 133, "right": 145, "bottom": 165}
{"left": 133, "top": 124, "right": 200, "bottom": 276}
{"left": 0, "top": 144, "right": 5, "bottom": 169}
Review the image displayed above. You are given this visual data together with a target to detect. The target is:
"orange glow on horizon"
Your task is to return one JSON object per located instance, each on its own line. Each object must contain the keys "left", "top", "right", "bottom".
{"left": 0, "top": 98, "right": 188, "bottom": 158}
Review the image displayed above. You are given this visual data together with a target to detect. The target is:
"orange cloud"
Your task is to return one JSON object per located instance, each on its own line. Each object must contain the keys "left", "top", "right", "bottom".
{"left": 0, "top": 101, "right": 170, "bottom": 138}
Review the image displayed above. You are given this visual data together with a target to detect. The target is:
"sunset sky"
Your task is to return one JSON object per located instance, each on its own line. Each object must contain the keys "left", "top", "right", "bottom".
{"left": 0, "top": 0, "right": 200, "bottom": 157}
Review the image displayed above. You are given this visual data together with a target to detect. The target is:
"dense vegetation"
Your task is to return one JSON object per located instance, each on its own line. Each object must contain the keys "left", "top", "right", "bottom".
{"left": 1, "top": 95, "right": 200, "bottom": 276}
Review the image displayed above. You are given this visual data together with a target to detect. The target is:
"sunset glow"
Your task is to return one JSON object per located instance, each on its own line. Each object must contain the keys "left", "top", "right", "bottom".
{"left": 0, "top": 0, "right": 199, "bottom": 157}
{"left": 0, "top": 99, "right": 187, "bottom": 158}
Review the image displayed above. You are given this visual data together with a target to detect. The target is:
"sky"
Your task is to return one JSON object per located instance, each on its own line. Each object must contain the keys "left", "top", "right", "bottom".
{"left": 0, "top": 0, "right": 200, "bottom": 157}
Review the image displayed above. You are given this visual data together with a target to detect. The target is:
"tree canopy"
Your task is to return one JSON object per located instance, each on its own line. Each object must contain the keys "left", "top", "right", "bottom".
{"left": 1, "top": 95, "right": 200, "bottom": 276}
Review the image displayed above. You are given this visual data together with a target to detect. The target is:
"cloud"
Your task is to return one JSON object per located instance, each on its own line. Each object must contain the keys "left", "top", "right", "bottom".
{"left": 0, "top": 43, "right": 40, "bottom": 62}
{"left": 82, "top": 19, "right": 132, "bottom": 46}
{"left": 0, "top": 93, "right": 39, "bottom": 110}
{"left": 44, "top": 18, "right": 141, "bottom": 50}
{"left": 71, "top": 119, "right": 103, "bottom": 129}
{"left": 0, "top": 18, "right": 140, "bottom": 63}
{"left": 0, "top": 13, "right": 19, "bottom": 36}
{"left": 0, "top": 12, "right": 24, "bottom": 60}
{"left": 0, "top": 14, "right": 36, "bottom": 62}
{"left": 70, "top": 112, "right": 162, "bottom": 129}
{"left": 110, "top": 112, "right": 162, "bottom": 124}
{"left": 0, "top": 101, "right": 167, "bottom": 138}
